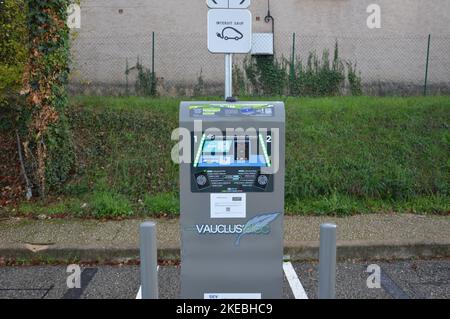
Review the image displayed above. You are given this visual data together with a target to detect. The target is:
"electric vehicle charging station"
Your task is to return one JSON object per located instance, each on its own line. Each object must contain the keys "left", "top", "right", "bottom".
{"left": 179, "top": 102, "right": 285, "bottom": 299}
{"left": 178, "top": 1, "right": 285, "bottom": 299}
{"left": 136, "top": 0, "right": 338, "bottom": 301}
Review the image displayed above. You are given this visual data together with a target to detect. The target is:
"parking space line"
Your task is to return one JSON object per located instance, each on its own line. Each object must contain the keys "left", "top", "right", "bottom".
{"left": 62, "top": 268, "right": 98, "bottom": 299}
{"left": 381, "top": 268, "right": 410, "bottom": 299}
{"left": 136, "top": 266, "right": 159, "bottom": 299}
{"left": 137, "top": 264, "right": 308, "bottom": 299}
{"left": 41, "top": 285, "right": 54, "bottom": 299}
{"left": 283, "top": 262, "right": 308, "bottom": 299}
{"left": 136, "top": 287, "right": 141, "bottom": 299}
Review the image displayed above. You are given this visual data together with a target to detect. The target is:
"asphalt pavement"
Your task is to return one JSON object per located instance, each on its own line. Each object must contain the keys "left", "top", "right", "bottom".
{"left": 1, "top": 259, "right": 449, "bottom": 299}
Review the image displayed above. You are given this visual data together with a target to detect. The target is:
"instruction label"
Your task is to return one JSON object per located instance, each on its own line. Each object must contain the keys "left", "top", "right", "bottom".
{"left": 210, "top": 193, "right": 246, "bottom": 219}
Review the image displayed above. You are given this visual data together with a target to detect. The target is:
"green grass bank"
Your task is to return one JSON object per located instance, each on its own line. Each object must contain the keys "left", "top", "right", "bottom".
{"left": 14, "top": 96, "right": 450, "bottom": 217}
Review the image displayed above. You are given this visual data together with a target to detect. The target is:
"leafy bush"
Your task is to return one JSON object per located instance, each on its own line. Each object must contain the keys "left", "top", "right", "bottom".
{"left": 193, "top": 69, "right": 205, "bottom": 97}
{"left": 0, "top": 0, "right": 27, "bottom": 108}
{"left": 46, "top": 113, "right": 75, "bottom": 189}
{"left": 294, "top": 43, "right": 345, "bottom": 96}
{"left": 237, "top": 42, "right": 358, "bottom": 97}
{"left": 0, "top": 65, "right": 24, "bottom": 98}
{"left": 244, "top": 55, "right": 287, "bottom": 96}
{"left": 20, "top": 0, "right": 74, "bottom": 197}
{"left": 135, "top": 58, "right": 157, "bottom": 97}
{"left": 347, "top": 61, "right": 363, "bottom": 96}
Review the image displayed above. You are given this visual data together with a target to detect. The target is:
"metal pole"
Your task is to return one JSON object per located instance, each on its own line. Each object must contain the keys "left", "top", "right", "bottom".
{"left": 290, "top": 32, "right": 296, "bottom": 95}
{"left": 152, "top": 31, "right": 156, "bottom": 95}
{"left": 424, "top": 34, "right": 431, "bottom": 96}
{"left": 152, "top": 31, "right": 155, "bottom": 77}
{"left": 318, "top": 223, "right": 337, "bottom": 299}
{"left": 225, "top": 53, "right": 233, "bottom": 99}
{"left": 140, "top": 222, "right": 159, "bottom": 299}
{"left": 125, "top": 58, "right": 129, "bottom": 96}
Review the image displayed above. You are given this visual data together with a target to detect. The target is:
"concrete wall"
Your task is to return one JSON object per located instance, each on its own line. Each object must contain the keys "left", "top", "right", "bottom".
{"left": 70, "top": 0, "right": 450, "bottom": 95}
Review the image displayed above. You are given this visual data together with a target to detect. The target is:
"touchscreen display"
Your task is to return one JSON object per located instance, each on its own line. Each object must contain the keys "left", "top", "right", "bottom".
{"left": 193, "top": 134, "right": 271, "bottom": 168}
{"left": 202, "top": 140, "right": 233, "bottom": 154}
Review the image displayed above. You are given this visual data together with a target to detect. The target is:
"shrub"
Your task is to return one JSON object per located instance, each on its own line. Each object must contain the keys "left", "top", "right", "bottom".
{"left": 20, "top": 0, "right": 74, "bottom": 197}
{"left": 237, "top": 41, "right": 359, "bottom": 97}
{"left": 347, "top": 61, "right": 363, "bottom": 96}
{"left": 45, "top": 113, "right": 75, "bottom": 189}
{"left": 293, "top": 42, "right": 346, "bottom": 96}
{"left": 135, "top": 58, "right": 157, "bottom": 97}
{"left": 0, "top": 0, "right": 27, "bottom": 110}
{"left": 244, "top": 55, "right": 287, "bottom": 96}
{"left": 193, "top": 69, "right": 205, "bottom": 97}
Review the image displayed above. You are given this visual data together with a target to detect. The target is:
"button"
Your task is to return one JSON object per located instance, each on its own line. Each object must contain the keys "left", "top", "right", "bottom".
{"left": 196, "top": 175, "right": 208, "bottom": 186}
{"left": 240, "top": 108, "right": 255, "bottom": 115}
{"left": 257, "top": 175, "right": 268, "bottom": 186}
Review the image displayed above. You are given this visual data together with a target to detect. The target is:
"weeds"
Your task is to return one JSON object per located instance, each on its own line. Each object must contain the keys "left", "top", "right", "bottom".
{"left": 239, "top": 41, "right": 361, "bottom": 97}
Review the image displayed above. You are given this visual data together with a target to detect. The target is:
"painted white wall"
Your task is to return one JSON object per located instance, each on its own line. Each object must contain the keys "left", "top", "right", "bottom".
{"left": 70, "top": 0, "right": 450, "bottom": 94}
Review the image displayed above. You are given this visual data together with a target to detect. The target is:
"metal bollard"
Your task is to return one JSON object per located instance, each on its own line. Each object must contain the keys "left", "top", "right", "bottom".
{"left": 318, "top": 223, "right": 337, "bottom": 299}
{"left": 140, "top": 222, "right": 159, "bottom": 299}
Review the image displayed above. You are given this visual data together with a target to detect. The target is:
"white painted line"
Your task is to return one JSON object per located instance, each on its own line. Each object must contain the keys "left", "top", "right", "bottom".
{"left": 136, "top": 266, "right": 159, "bottom": 299}
{"left": 283, "top": 262, "right": 308, "bottom": 299}
{"left": 136, "top": 286, "right": 142, "bottom": 299}
{"left": 204, "top": 293, "right": 261, "bottom": 299}
{"left": 138, "top": 264, "right": 307, "bottom": 299}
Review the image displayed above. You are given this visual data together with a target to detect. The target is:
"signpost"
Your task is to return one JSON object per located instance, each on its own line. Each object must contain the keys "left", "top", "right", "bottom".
{"left": 206, "top": 0, "right": 252, "bottom": 99}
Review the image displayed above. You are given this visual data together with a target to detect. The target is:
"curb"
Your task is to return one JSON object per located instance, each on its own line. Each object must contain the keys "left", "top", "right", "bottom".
{"left": 1, "top": 241, "right": 449, "bottom": 262}
{"left": 285, "top": 240, "right": 450, "bottom": 261}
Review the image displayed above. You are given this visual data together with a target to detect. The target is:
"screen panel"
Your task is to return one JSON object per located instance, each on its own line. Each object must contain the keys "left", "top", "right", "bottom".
{"left": 191, "top": 131, "right": 273, "bottom": 193}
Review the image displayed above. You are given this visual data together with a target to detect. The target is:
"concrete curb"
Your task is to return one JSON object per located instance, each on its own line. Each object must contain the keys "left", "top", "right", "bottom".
{"left": 285, "top": 240, "right": 450, "bottom": 261}
{"left": 1, "top": 241, "right": 449, "bottom": 262}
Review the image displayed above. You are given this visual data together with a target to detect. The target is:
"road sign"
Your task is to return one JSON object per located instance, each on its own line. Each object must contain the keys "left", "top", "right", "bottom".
{"left": 206, "top": 0, "right": 251, "bottom": 9}
{"left": 207, "top": 9, "right": 252, "bottom": 54}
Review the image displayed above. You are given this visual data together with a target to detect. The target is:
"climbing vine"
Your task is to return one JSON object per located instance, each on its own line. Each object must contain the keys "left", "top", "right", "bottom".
{"left": 0, "top": 0, "right": 27, "bottom": 110}
{"left": 21, "top": 0, "right": 74, "bottom": 197}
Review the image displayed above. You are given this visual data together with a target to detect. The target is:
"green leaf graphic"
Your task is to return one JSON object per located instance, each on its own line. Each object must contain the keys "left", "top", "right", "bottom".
{"left": 234, "top": 213, "right": 280, "bottom": 246}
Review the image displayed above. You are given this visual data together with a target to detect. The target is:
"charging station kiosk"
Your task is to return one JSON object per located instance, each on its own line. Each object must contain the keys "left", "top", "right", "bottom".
{"left": 179, "top": 101, "right": 285, "bottom": 299}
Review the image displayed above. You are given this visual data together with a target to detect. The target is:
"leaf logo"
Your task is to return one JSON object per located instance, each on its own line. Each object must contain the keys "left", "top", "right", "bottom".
{"left": 234, "top": 213, "right": 280, "bottom": 246}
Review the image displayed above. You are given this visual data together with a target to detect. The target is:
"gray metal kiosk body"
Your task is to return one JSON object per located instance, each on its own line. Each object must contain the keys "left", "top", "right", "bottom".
{"left": 179, "top": 101, "right": 285, "bottom": 299}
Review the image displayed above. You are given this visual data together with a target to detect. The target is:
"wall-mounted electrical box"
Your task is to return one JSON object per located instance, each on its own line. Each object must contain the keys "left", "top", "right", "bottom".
{"left": 251, "top": 33, "right": 274, "bottom": 55}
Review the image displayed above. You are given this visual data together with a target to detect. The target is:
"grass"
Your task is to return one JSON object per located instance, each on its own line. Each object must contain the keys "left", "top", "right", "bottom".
{"left": 143, "top": 193, "right": 179, "bottom": 216}
{"left": 15, "top": 198, "right": 83, "bottom": 218}
{"left": 89, "top": 191, "right": 134, "bottom": 218}
{"left": 13, "top": 95, "right": 450, "bottom": 217}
